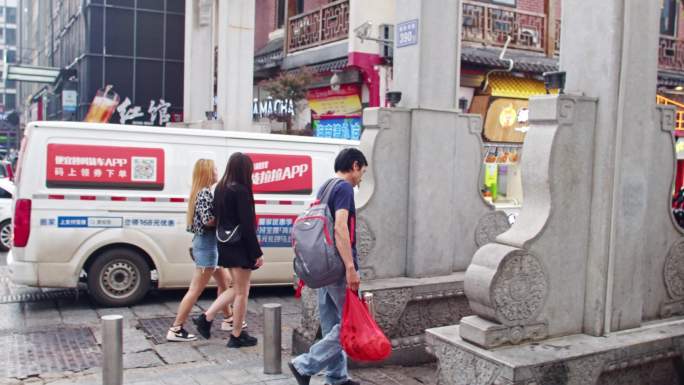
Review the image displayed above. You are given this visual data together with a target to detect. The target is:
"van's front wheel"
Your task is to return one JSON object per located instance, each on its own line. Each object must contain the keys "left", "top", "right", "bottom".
{"left": 87, "top": 248, "right": 151, "bottom": 307}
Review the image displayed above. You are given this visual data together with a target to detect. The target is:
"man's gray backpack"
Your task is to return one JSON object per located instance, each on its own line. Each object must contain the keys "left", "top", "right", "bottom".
{"left": 292, "top": 178, "right": 346, "bottom": 289}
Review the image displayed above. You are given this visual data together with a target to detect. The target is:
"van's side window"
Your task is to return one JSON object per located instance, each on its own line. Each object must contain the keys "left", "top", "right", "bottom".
{"left": 0, "top": 187, "right": 11, "bottom": 199}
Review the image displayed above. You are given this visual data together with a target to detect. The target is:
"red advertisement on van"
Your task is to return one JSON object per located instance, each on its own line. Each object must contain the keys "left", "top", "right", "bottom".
{"left": 248, "top": 153, "right": 312, "bottom": 195}
{"left": 46, "top": 144, "right": 165, "bottom": 190}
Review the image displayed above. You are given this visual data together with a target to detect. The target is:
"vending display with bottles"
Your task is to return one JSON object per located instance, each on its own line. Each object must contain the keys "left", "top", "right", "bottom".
{"left": 482, "top": 143, "right": 523, "bottom": 208}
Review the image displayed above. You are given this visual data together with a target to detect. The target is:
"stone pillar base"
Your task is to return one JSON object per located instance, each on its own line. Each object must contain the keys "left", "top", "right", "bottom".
{"left": 459, "top": 316, "right": 548, "bottom": 348}
{"left": 425, "top": 320, "right": 684, "bottom": 385}
{"left": 292, "top": 273, "right": 474, "bottom": 367}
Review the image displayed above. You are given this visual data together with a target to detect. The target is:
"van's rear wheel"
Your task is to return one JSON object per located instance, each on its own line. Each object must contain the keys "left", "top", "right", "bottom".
{"left": 87, "top": 248, "right": 150, "bottom": 307}
{"left": 0, "top": 220, "right": 11, "bottom": 251}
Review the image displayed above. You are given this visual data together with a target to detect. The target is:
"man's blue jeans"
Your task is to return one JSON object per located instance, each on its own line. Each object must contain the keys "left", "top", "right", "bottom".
{"left": 292, "top": 276, "right": 348, "bottom": 385}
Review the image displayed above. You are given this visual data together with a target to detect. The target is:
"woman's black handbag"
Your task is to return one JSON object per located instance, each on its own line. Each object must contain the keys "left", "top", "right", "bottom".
{"left": 216, "top": 223, "right": 241, "bottom": 244}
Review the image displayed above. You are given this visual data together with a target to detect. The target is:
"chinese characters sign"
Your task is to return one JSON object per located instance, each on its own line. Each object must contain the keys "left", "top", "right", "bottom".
{"left": 248, "top": 153, "right": 312, "bottom": 195}
{"left": 46, "top": 144, "right": 165, "bottom": 190}
{"left": 256, "top": 215, "right": 297, "bottom": 247}
{"left": 313, "top": 117, "right": 362, "bottom": 140}
{"left": 116, "top": 97, "right": 172, "bottom": 126}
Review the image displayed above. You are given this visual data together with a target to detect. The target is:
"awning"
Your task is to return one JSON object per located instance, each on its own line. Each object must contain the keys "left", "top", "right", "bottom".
{"left": 488, "top": 75, "right": 547, "bottom": 99}
{"left": 461, "top": 46, "right": 559, "bottom": 74}
{"left": 5, "top": 64, "right": 60, "bottom": 83}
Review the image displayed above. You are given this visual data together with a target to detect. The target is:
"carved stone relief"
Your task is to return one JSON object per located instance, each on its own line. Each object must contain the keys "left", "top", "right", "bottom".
{"left": 367, "top": 288, "right": 411, "bottom": 336}
{"left": 355, "top": 215, "right": 376, "bottom": 261}
{"left": 431, "top": 341, "right": 504, "bottom": 385}
{"left": 492, "top": 252, "right": 548, "bottom": 326}
{"left": 663, "top": 238, "right": 684, "bottom": 300}
{"left": 474, "top": 211, "right": 511, "bottom": 247}
{"left": 297, "top": 285, "right": 320, "bottom": 340}
{"left": 396, "top": 295, "right": 471, "bottom": 337}
{"left": 557, "top": 98, "right": 576, "bottom": 124}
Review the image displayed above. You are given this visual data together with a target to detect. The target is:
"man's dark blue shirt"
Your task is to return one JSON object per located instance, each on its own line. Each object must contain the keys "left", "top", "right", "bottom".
{"left": 317, "top": 179, "right": 357, "bottom": 270}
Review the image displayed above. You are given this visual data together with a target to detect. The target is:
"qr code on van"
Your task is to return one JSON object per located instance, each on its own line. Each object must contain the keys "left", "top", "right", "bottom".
{"left": 131, "top": 157, "right": 157, "bottom": 182}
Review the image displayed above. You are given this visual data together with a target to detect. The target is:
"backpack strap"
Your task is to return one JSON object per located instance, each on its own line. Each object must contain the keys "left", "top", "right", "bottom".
{"left": 319, "top": 178, "right": 343, "bottom": 205}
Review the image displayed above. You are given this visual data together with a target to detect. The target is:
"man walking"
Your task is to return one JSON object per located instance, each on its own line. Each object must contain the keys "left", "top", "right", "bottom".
{"left": 289, "top": 148, "right": 368, "bottom": 385}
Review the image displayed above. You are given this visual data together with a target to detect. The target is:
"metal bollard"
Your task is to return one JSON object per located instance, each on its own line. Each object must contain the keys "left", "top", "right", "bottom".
{"left": 101, "top": 315, "right": 123, "bottom": 385}
{"left": 263, "top": 303, "right": 282, "bottom": 374}
{"left": 363, "top": 292, "right": 375, "bottom": 319}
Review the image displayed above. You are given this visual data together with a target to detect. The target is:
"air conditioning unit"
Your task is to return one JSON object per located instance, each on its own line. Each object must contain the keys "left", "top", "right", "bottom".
{"left": 520, "top": 28, "right": 539, "bottom": 45}
{"left": 379, "top": 24, "right": 394, "bottom": 63}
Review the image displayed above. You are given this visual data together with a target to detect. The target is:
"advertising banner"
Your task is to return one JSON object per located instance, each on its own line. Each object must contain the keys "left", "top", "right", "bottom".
{"left": 248, "top": 153, "right": 313, "bottom": 195}
{"left": 256, "top": 214, "right": 298, "bottom": 248}
{"left": 46, "top": 144, "right": 165, "bottom": 190}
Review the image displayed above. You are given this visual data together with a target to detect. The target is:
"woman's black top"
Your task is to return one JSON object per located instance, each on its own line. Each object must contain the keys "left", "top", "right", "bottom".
{"left": 214, "top": 183, "right": 263, "bottom": 269}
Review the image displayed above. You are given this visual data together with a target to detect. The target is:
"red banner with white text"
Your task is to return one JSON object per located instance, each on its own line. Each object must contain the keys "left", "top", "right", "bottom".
{"left": 248, "top": 153, "right": 312, "bottom": 195}
{"left": 46, "top": 144, "right": 165, "bottom": 190}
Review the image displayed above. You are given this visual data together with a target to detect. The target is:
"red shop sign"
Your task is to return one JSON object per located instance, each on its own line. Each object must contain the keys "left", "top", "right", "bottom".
{"left": 46, "top": 144, "right": 165, "bottom": 190}
{"left": 248, "top": 153, "right": 312, "bottom": 195}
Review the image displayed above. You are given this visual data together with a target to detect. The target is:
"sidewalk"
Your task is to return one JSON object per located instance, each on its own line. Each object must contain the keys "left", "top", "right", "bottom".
{"left": 0, "top": 266, "right": 438, "bottom": 385}
{"left": 10, "top": 360, "right": 437, "bottom": 385}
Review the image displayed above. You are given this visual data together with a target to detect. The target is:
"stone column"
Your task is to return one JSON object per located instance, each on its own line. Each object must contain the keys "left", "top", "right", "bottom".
{"left": 183, "top": 0, "right": 215, "bottom": 122}
{"left": 560, "top": 0, "right": 660, "bottom": 334}
{"left": 393, "top": 0, "right": 495, "bottom": 277}
{"left": 393, "top": 0, "right": 461, "bottom": 110}
{"left": 216, "top": 0, "right": 256, "bottom": 131}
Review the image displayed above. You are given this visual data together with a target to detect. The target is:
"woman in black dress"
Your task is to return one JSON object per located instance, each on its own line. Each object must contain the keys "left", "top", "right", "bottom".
{"left": 193, "top": 152, "right": 264, "bottom": 348}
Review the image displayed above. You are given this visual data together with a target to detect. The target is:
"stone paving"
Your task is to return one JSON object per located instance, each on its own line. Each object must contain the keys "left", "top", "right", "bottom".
{"left": 0, "top": 261, "right": 438, "bottom": 385}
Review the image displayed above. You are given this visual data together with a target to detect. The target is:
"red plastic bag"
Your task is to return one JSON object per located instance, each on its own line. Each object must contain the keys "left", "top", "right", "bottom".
{"left": 340, "top": 289, "right": 391, "bottom": 362}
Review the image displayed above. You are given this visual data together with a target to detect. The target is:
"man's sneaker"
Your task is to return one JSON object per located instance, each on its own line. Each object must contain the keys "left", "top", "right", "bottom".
{"left": 192, "top": 313, "right": 213, "bottom": 339}
{"left": 226, "top": 331, "right": 258, "bottom": 348}
{"left": 166, "top": 326, "right": 197, "bottom": 342}
{"left": 220, "top": 318, "right": 248, "bottom": 331}
{"left": 327, "top": 380, "right": 360, "bottom": 385}
{"left": 288, "top": 362, "right": 311, "bottom": 385}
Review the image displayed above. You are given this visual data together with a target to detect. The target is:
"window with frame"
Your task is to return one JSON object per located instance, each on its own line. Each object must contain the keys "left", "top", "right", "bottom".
{"left": 277, "top": 0, "right": 286, "bottom": 28}
{"left": 5, "top": 94, "right": 15, "bottom": 110}
{"left": 661, "top": 0, "right": 678, "bottom": 36}
{"left": 5, "top": 7, "right": 15, "bottom": 24}
{"left": 486, "top": 0, "right": 516, "bottom": 6}
{"left": 5, "top": 28, "right": 15, "bottom": 45}
{"left": 0, "top": 187, "right": 11, "bottom": 199}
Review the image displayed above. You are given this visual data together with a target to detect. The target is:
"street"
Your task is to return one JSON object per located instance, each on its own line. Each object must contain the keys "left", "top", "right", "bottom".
{"left": 0, "top": 252, "right": 436, "bottom": 385}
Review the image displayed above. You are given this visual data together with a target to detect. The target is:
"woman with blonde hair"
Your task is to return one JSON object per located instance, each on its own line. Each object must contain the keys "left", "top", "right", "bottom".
{"left": 167, "top": 159, "right": 234, "bottom": 341}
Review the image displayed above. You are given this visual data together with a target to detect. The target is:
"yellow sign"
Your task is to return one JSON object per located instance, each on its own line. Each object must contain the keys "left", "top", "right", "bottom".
{"left": 308, "top": 95, "right": 362, "bottom": 117}
{"left": 499, "top": 105, "right": 518, "bottom": 128}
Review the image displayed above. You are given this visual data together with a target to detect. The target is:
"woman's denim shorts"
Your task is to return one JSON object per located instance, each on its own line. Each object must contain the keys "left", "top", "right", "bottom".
{"left": 192, "top": 232, "right": 219, "bottom": 268}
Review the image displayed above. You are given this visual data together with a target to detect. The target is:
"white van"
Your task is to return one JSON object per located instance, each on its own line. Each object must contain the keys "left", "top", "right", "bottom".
{"left": 8, "top": 121, "right": 357, "bottom": 306}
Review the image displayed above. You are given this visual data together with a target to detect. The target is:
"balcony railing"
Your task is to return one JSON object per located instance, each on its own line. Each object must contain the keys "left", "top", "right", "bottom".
{"left": 462, "top": 0, "right": 547, "bottom": 52}
{"left": 554, "top": 19, "right": 561, "bottom": 54}
{"left": 287, "top": 0, "right": 349, "bottom": 54}
{"left": 659, "top": 35, "right": 684, "bottom": 72}
{"left": 656, "top": 95, "right": 684, "bottom": 130}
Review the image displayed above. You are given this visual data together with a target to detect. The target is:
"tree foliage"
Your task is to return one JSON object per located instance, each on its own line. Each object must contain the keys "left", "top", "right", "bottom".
{"left": 259, "top": 67, "right": 317, "bottom": 134}
{"left": 260, "top": 67, "right": 316, "bottom": 103}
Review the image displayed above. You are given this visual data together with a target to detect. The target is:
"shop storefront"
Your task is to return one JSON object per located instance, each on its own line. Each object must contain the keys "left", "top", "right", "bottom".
{"left": 475, "top": 75, "right": 547, "bottom": 211}
{"left": 252, "top": 67, "right": 365, "bottom": 140}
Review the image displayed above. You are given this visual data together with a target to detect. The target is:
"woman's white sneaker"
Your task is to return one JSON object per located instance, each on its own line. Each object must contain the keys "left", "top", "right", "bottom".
{"left": 166, "top": 326, "right": 197, "bottom": 342}
{"left": 221, "top": 318, "right": 248, "bottom": 331}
